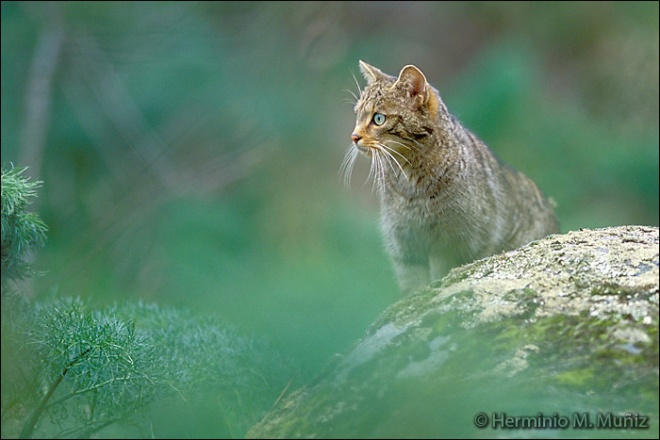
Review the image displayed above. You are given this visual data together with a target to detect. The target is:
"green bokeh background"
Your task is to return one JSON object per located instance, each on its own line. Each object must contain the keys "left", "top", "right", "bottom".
{"left": 1, "top": 1, "right": 658, "bottom": 436}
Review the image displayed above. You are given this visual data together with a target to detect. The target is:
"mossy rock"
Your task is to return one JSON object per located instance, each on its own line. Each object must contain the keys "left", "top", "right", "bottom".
{"left": 248, "top": 226, "right": 659, "bottom": 439}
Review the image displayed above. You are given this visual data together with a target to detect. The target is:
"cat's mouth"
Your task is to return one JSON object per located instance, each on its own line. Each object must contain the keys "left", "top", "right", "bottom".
{"left": 354, "top": 142, "right": 374, "bottom": 156}
{"left": 341, "top": 141, "right": 408, "bottom": 189}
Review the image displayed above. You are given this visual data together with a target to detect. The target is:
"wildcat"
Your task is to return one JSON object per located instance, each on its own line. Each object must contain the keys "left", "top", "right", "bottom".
{"left": 342, "top": 61, "right": 559, "bottom": 294}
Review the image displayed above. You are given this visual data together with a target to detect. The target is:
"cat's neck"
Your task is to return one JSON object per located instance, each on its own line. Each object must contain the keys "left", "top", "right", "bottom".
{"left": 379, "top": 122, "right": 462, "bottom": 200}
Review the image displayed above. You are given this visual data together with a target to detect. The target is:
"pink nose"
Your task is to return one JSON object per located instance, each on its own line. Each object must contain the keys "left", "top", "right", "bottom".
{"left": 351, "top": 133, "right": 361, "bottom": 143}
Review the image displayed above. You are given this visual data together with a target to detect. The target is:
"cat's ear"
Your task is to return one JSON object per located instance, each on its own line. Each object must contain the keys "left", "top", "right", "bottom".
{"left": 359, "top": 60, "right": 389, "bottom": 84}
{"left": 395, "top": 65, "right": 439, "bottom": 114}
{"left": 396, "top": 65, "right": 426, "bottom": 98}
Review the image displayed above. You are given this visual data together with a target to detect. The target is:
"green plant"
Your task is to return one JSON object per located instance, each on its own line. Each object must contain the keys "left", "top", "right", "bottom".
{"left": 1, "top": 166, "right": 47, "bottom": 285}
{"left": 1, "top": 297, "right": 294, "bottom": 438}
{"left": 6, "top": 297, "right": 160, "bottom": 438}
{"left": 1, "top": 168, "right": 295, "bottom": 438}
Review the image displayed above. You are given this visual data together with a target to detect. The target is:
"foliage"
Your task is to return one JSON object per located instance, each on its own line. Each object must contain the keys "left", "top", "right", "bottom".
{"left": 0, "top": 2, "right": 657, "bottom": 438}
{"left": 1, "top": 296, "right": 295, "bottom": 438}
{"left": 1, "top": 166, "right": 47, "bottom": 285}
{"left": 1, "top": 166, "right": 294, "bottom": 438}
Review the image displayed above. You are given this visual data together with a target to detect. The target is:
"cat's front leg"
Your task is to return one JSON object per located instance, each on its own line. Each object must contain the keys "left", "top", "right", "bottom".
{"left": 382, "top": 220, "right": 431, "bottom": 294}
{"left": 391, "top": 257, "right": 430, "bottom": 295}
{"left": 429, "top": 253, "right": 453, "bottom": 285}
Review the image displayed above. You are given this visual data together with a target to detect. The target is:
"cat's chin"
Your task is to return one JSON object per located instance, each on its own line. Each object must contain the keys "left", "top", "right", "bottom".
{"left": 354, "top": 144, "right": 373, "bottom": 156}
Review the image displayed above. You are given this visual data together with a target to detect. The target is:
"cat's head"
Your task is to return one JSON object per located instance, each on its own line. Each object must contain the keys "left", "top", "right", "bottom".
{"left": 341, "top": 61, "right": 445, "bottom": 188}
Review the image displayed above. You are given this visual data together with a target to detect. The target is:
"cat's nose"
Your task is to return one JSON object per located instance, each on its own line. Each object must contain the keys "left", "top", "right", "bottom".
{"left": 351, "top": 133, "right": 361, "bottom": 143}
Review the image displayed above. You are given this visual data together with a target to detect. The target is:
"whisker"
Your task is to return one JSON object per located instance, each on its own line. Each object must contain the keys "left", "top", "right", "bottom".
{"left": 408, "top": 138, "right": 425, "bottom": 151}
{"left": 377, "top": 142, "right": 412, "bottom": 167}
{"left": 377, "top": 145, "right": 406, "bottom": 177}
{"left": 364, "top": 150, "right": 377, "bottom": 189}
{"left": 376, "top": 146, "right": 399, "bottom": 175}
{"left": 369, "top": 154, "right": 377, "bottom": 192}
{"left": 352, "top": 73, "right": 363, "bottom": 96}
{"left": 341, "top": 141, "right": 409, "bottom": 193}
{"left": 366, "top": 150, "right": 379, "bottom": 192}
{"left": 372, "top": 151, "right": 386, "bottom": 193}
{"left": 338, "top": 146, "right": 353, "bottom": 176}
{"left": 386, "top": 138, "right": 418, "bottom": 152}
{"left": 339, "top": 145, "right": 359, "bottom": 188}
{"left": 347, "top": 150, "right": 359, "bottom": 187}
{"left": 343, "top": 89, "right": 359, "bottom": 103}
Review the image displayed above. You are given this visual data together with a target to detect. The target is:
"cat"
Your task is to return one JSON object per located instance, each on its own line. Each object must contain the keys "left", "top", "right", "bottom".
{"left": 342, "top": 61, "right": 560, "bottom": 294}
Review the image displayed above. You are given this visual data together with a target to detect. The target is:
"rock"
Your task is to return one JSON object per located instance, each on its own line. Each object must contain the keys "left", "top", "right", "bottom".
{"left": 248, "top": 226, "right": 659, "bottom": 438}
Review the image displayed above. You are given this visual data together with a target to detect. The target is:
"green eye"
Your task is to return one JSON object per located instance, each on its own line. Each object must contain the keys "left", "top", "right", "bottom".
{"left": 373, "top": 113, "right": 386, "bottom": 126}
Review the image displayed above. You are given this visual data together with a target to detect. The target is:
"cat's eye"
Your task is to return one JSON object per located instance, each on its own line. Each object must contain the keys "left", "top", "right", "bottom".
{"left": 372, "top": 113, "right": 386, "bottom": 126}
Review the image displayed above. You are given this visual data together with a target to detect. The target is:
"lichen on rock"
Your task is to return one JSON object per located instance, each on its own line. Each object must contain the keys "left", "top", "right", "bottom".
{"left": 248, "top": 226, "right": 659, "bottom": 439}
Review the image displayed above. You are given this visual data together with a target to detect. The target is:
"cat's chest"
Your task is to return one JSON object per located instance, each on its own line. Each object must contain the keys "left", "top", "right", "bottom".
{"left": 380, "top": 181, "right": 444, "bottom": 225}
{"left": 379, "top": 164, "right": 469, "bottom": 228}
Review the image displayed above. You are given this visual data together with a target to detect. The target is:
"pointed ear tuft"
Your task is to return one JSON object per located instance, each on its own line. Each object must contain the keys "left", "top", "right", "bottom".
{"left": 359, "top": 60, "right": 389, "bottom": 84}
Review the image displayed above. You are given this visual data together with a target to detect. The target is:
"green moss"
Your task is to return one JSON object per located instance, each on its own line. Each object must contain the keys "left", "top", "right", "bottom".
{"left": 554, "top": 367, "right": 597, "bottom": 387}
{"left": 589, "top": 282, "right": 641, "bottom": 297}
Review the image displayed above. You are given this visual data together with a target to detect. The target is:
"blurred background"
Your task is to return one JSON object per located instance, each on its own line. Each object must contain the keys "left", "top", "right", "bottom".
{"left": 2, "top": 0, "right": 658, "bottom": 386}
